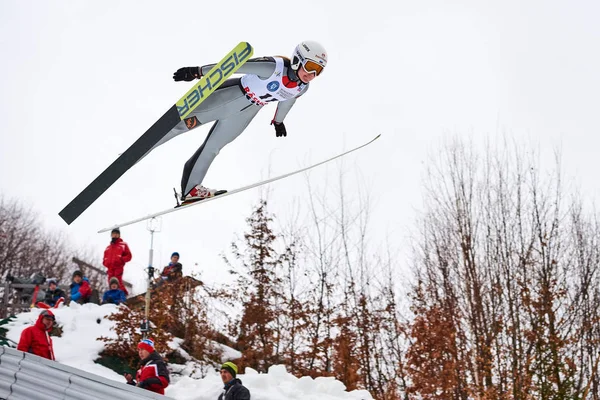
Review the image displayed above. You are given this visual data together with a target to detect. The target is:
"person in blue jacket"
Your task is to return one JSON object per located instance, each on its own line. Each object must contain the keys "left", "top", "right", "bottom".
{"left": 103, "top": 277, "right": 127, "bottom": 305}
{"left": 70, "top": 270, "right": 92, "bottom": 304}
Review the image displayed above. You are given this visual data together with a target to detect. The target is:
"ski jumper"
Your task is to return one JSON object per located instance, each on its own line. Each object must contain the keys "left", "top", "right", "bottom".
{"left": 150, "top": 57, "right": 309, "bottom": 196}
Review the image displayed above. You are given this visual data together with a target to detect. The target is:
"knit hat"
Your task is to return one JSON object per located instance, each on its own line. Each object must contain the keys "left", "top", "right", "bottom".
{"left": 48, "top": 278, "right": 58, "bottom": 286}
{"left": 221, "top": 361, "right": 238, "bottom": 378}
{"left": 138, "top": 338, "right": 155, "bottom": 353}
{"left": 171, "top": 252, "right": 180, "bottom": 258}
{"left": 109, "top": 277, "right": 119, "bottom": 287}
{"left": 40, "top": 309, "right": 55, "bottom": 321}
{"left": 72, "top": 270, "right": 83, "bottom": 278}
{"left": 111, "top": 228, "right": 120, "bottom": 235}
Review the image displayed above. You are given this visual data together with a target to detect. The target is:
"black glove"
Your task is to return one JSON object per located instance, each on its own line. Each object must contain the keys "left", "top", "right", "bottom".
{"left": 137, "top": 380, "right": 147, "bottom": 388}
{"left": 272, "top": 121, "right": 287, "bottom": 137}
{"left": 173, "top": 67, "right": 201, "bottom": 82}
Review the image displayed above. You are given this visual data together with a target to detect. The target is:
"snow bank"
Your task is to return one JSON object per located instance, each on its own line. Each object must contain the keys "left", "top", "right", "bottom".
{"left": 5, "top": 302, "right": 124, "bottom": 380}
{"left": 168, "top": 365, "right": 373, "bottom": 400}
{"left": 4, "top": 304, "right": 373, "bottom": 400}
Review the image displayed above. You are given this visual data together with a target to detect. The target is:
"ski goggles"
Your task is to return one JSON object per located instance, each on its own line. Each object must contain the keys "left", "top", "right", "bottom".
{"left": 301, "top": 59, "right": 324, "bottom": 76}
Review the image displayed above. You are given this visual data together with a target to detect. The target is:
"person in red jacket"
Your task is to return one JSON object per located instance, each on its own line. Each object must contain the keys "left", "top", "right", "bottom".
{"left": 103, "top": 228, "right": 132, "bottom": 296}
{"left": 124, "top": 338, "right": 170, "bottom": 395}
{"left": 17, "top": 309, "right": 56, "bottom": 360}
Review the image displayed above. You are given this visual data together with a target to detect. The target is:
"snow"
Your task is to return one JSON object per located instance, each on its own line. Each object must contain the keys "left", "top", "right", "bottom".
{"left": 168, "top": 366, "right": 373, "bottom": 400}
{"left": 6, "top": 302, "right": 124, "bottom": 381}
{"left": 4, "top": 304, "right": 373, "bottom": 400}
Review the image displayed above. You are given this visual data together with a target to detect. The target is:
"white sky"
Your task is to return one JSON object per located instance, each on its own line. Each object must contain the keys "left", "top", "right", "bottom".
{"left": 1, "top": 0, "right": 599, "bottom": 293}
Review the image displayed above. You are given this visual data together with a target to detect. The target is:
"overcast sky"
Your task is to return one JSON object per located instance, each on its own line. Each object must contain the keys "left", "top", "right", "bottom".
{"left": 1, "top": 0, "right": 599, "bottom": 293}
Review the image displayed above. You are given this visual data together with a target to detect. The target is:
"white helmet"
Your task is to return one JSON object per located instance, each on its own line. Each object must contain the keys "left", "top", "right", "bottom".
{"left": 291, "top": 40, "right": 327, "bottom": 76}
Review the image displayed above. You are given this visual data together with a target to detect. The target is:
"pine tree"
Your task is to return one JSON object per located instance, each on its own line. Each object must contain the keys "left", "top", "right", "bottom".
{"left": 98, "top": 280, "right": 221, "bottom": 368}
{"left": 228, "top": 200, "right": 284, "bottom": 372}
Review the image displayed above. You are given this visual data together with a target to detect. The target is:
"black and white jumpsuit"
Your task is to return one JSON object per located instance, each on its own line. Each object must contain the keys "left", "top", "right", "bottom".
{"left": 151, "top": 56, "right": 309, "bottom": 197}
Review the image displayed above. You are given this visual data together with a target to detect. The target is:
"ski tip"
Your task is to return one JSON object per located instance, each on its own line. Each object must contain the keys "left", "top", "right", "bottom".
{"left": 361, "top": 134, "right": 381, "bottom": 147}
{"left": 98, "top": 224, "right": 121, "bottom": 234}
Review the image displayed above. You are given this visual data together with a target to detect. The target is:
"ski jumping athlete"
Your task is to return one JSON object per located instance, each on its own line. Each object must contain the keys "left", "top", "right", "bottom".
{"left": 152, "top": 40, "right": 327, "bottom": 205}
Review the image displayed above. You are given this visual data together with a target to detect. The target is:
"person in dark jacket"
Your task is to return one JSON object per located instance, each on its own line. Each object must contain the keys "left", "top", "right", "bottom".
{"left": 102, "top": 277, "right": 127, "bottom": 305}
{"left": 156, "top": 252, "right": 183, "bottom": 287}
{"left": 70, "top": 270, "right": 92, "bottom": 304}
{"left": 133, "top": 338, "right": 170, "bottom": 395}
{"left": 17, "top": 309, "right": 56, "bottom": 360}
{"left": 38, "top": 279, "right": 65, "bottom": 308}
{"left": 218, "top": 362, "right": 250, "bottom": 400}
{"left": 103, "top": 228, "right": 132, "bottom": 296}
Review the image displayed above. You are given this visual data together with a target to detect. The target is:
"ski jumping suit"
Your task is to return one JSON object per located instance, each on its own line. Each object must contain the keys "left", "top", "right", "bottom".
{"left": 151, "top": 56, "right": 309, "bottom": 196}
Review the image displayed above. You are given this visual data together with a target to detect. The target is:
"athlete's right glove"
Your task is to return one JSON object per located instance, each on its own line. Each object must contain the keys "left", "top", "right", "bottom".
{"left": 173, "top": 67, "right": 202, "bottom": 82}
{"left": 272, "top": 120, "right": 287, "bottom": 138}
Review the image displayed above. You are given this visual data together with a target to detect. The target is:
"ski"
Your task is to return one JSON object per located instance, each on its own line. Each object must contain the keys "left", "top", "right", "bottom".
{"left": 98, "top": 134, "right": 381, "bottom": 233}
{"left": 36, "top": 298, "right": 64, "bottom": 309}
{"left": 58, "top": 42, "right": 254, "bottom": 225}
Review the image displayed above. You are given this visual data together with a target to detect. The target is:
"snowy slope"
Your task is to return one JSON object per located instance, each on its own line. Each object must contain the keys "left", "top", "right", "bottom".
{"left": 4, "top": 304, "right": 373, "bottom": 400}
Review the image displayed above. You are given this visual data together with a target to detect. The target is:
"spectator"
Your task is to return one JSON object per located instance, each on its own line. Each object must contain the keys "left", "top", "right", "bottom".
{"left": 17, "top": 309, "right": 56, "bottom": 360}
{"left": 156, "top": 252, "right": 183, "bottom": 287}
{"left": 37, "top": 279, "right": 65, "bottom": 309}
{"left": 102, "top": 277, "right": 127, "bottom": 305}
{"left": 103, "top": 228, "right": 132, "bottom": 296}
{"left": 218, "top": 362, "right": 250, "bottom": 400}
{"left": 70, "top": 270, "right": 92, "bottom": 304}
{"left": 130, "top": 338, "right": 170, "bottom": 395}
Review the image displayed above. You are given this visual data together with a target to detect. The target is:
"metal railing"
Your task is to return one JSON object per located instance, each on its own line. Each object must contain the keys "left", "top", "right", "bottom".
{"left": 0, "top": 283, "right": 71, "bottom": 318}
{"left": 0, "top": 346, "right": 174, "bottom": 400}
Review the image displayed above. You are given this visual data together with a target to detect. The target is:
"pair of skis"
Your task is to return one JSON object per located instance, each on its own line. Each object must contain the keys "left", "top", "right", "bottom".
{"left": 58, "top": 42, "right": 380, "bottom": 232}
{"left": 36, "top": 298, "right": 65, "bottom": 309}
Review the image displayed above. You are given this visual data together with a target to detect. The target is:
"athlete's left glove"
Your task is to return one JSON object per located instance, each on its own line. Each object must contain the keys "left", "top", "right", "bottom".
{"left": 272, "top": 120, "right": 287, "bottom": 137}
{"left": 173, "top": 67, "right": 202, "bottom": 82}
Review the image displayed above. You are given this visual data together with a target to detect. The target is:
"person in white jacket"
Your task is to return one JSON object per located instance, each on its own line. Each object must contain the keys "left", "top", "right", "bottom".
{"left": 157, "top": 40, "right": 328, "bottom": 205}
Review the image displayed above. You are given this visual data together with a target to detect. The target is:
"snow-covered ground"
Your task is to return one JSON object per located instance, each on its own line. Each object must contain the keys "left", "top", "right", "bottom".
{"left": 4, "top": 304, "right": 373, "bottom": 400}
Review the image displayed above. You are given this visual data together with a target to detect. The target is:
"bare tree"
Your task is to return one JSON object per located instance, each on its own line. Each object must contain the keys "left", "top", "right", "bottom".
{"left": 0, "top": 195, "right": 71, "bottom": 283}
{"left": 406, "top": 136, "right": 600, "bottom": 399}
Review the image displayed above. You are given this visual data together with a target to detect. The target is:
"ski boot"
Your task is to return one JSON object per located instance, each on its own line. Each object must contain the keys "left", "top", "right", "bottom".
{"left": 178, "top": 185, "right": 227, "bottom": 206}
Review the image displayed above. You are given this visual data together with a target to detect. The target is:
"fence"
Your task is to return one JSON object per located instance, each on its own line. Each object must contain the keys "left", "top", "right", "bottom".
{"left": 0, "top": 283, "right": 62, "bottom": 319}
{"left": 0, "top": 346, "right": 174, "bottom": 400}
{"left": 0, "top": 257, "right": 133, "bottom": 319}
